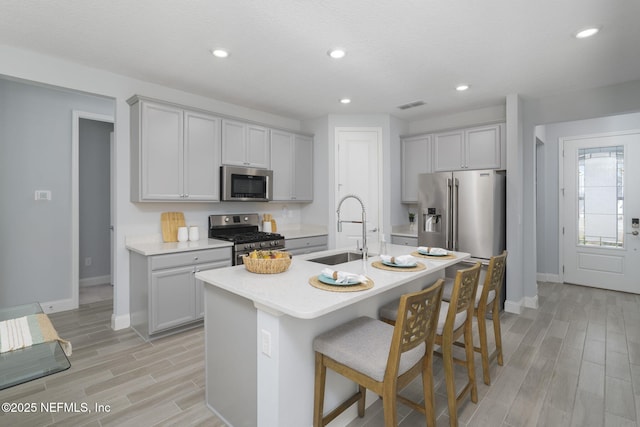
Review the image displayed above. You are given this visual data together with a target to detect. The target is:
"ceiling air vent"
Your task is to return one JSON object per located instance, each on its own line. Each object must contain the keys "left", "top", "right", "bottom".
{"left": 397, "top": 100, "right": 426, "bottom": 110}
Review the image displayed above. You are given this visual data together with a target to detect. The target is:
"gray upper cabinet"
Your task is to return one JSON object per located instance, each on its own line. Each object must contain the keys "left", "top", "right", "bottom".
{"left": 401, "top": 134, "right": 432, "bottom": 203}
{"left": 129, "top": 96, "right": 221, "bottom": 202}
{"left": 433, "top": 123, "right": 503, "bottom": 171}
{"left": 270, "top": 129, "right": 313, "bottom": 202}
{"left": 221, "top": 119, "right": 270, "bottom": 169}
{"left": 184, "top": 111, "right": 221, "bottom": 200}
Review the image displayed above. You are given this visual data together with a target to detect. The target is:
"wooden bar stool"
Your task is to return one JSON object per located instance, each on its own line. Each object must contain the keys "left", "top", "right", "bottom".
{"left": 442, "top": 251, "right": 507, "bottom": 385}
{"left": 379, "top": 262, "right": 481, "bottom": 427}
{"left": 313, "top": 279, "right": 444, "bottom": 427}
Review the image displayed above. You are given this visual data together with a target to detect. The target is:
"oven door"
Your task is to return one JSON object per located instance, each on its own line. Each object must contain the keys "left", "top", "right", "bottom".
{"left": 235, "top": 250, "right": 248, "bottom": 266}
{"left": 221, "top": 166, "right": 273, "bottom": 202}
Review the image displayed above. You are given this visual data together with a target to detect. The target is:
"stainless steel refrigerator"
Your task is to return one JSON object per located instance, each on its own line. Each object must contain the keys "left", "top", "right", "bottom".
{"left": 418, "top": 170, "right": 506, "bottom": 263}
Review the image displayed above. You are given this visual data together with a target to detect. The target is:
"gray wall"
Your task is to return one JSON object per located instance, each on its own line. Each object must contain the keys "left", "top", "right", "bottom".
{"left": 536, "top": 111, "right": 640, "bottom": 277}
{"left": 518, "top": 79, "right": 640, "bottom": 305}
{"left": 79, "top": 118, "right": 113, "bottom": 282}
{"left": 0, "top": 77, "right": 114, "bottom": 307}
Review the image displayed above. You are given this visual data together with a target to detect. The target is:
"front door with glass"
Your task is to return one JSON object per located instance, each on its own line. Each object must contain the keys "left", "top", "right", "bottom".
{"left": 562, "top": 130, "right": 640, "bottom": 293}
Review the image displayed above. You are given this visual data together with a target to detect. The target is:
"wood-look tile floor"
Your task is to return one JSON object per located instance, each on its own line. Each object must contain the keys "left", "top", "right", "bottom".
{"left": 1, "top": 282, "right": 638, "bottom": 426}
{"left": 347, "top": 282, "right": 640, "bottom": 427}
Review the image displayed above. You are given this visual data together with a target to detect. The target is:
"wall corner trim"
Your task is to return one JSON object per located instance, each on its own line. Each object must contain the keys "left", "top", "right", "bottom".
{"left": 111, "top": 313, "right": 130, "bottom": 331}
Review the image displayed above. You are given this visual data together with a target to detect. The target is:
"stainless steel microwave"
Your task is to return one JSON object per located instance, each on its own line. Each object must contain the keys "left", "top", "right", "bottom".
{"left": 220, "top": 165, "right": 273, "bottom": 202}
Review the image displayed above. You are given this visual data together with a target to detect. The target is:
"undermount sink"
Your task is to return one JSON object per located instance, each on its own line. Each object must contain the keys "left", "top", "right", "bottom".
{"left": 307, "top": 251, "right": 367, "bottom": 266}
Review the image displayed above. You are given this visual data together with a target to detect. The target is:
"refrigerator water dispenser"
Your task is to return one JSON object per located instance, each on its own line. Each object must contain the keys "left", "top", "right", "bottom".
{"left": 423, "top": 208, "right": 441, "bottom": 233}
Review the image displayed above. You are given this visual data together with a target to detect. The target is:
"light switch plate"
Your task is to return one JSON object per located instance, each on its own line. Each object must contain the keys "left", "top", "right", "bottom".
{"left": 35, "top": 190, "right": 51, "bottom": 201}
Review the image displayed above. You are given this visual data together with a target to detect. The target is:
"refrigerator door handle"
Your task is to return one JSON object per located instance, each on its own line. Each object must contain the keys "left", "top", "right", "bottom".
{"left": 446, "top": 178, "right": 453, "bottom": 249}
{"left": 452, "top": 177, "right": 459, "bottom": 251}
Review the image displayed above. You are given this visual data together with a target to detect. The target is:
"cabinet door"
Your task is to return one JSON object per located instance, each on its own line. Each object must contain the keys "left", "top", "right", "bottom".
{"left": 465, "top": 125, "right": 501, "bottom": 170}
{"left": 150, "top": 266, "right": 196, "bottom": 333}
{"left": 292, "top": 134, "right": 313, "bottom": 201}
{"left": 194, "top": 260, "right": 231, "bottom": 319}
{"left": 401, "top": 135, "right": 431, "bottom": 202}
{"left": 221, "top": 119, "right": 247, "bottom": 166}
{"left": 270, "top": 130, "right": 294, "bottom": 200}
{"left": 184, "top": 111, "right": 221, "bottom": 200}
{"left": 391, "top": 235, "right": 418, "bottom": 246}
{"left": 141, "top": 102, "right": 184, "bottom": 199}
{"left": 433, "top": 131, "right": 464, "bottom": 171}
{"left": 246, "top": 124, "right": 269, "bottom": 168}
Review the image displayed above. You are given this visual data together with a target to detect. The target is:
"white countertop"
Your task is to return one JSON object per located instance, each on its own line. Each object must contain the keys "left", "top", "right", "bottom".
{"left": 279, "top": 224, "right": 328, "bottom": 239}
{"left": 126, "top": 237, "right": 232, "bottom": 256}
{"left": 196, "top": 245, "right": 469, "bottom": 319}
{"left": 391, "top": 224, "right": 418, "bottom": 238}
{"left": 125, "top": 225, "right": 325, "bottom": 256}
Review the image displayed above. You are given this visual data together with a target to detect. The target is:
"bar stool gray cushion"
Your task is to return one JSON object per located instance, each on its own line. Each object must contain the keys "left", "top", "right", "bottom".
{"left": 442, "top": 277, "right": 495, "bottom": 307}
{"left": 379, "top": 301, "right": 467, "bottom": 335}
{"left": 313, "top": 316, "right": 425, "bottom": 382}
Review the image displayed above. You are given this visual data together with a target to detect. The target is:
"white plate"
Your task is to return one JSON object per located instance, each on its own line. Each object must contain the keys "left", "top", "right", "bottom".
{"left": 417, "top": 249, "right": 447, "bottom": 257}
{"left": 318, "top": 274, "right": 360, "bottom": 286}
{"left": 382, "top": 260, "right": 417, "bottom": 268}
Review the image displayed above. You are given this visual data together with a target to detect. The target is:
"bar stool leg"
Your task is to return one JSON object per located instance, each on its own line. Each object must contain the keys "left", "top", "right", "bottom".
{"left": 313, "top": 353, "right": 326, "bottom": 427}
{"left": 476, "top": 308, "right": 492, "bottom": 385}
{"left": 465, "top": 320, "right": 478, "bottom": 403}
{"left": 493, "top": 301, "right": 504, "bottom": 366}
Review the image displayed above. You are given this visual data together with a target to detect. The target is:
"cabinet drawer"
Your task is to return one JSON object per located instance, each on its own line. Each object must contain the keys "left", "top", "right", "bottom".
{"left": 391, "top": 235, "right": 418, "bottom": 247}
{"left": 285, "top": 235, "right": 328, "bottom": 250}
{"left": 151, "top": 248, "right": 232, "bottom": 270}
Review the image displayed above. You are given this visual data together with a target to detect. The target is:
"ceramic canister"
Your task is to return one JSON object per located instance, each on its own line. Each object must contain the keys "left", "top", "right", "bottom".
{"left": 188, "top": 226, "right": 199, "bottom": 241}
{"left": 177, "top": 226, "right": 189, "bottom": 242}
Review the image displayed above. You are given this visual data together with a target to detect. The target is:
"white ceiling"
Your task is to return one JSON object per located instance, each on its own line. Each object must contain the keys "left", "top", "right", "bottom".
{"left": 1, "top": 0, "right": 639, "bottom": 121}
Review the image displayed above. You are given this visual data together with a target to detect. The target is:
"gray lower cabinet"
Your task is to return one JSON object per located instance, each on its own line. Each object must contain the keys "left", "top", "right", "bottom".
{"left": 285, "top": 235, "right": 328, "bottom": 255}
{"left": 130, "top": 247, "right": 232, "bottom": 340}
{"left": 391, "top": 235, "right": 418, "bottom": 246}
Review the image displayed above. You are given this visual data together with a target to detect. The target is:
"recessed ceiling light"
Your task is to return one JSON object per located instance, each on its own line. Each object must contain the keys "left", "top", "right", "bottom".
{"left": 456, "top": 84, "right": 470, "bottom": 91}
{"left": 328, "top": 49, "right": 346, "bottom": 59}
{"left": 575, "top": 27, "right": 600, "bottom": 39}
{"left": 211, "top": 49, "right": 229, "bottom": 58}
{"left": 340, "top": 98, "right": 351, "bottom": 104}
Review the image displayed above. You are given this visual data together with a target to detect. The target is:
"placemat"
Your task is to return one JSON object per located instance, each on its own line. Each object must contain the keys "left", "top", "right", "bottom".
{"left": 411, "top": 251, "right": 457, "bottom": 260}
{"left": 0, "top": 313, "right": 72, "bottom": 356}
{"left": 309, "top": 275, "right": 374, "bottom": 292}
{"left": 371, "top": 261, "right": 426, "bottom": 272}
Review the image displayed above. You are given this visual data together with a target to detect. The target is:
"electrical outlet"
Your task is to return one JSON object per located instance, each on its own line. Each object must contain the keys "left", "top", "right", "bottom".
{"left": 35, "top": 190, "right": 52, "bottom": 201}
{"left": 261, "top": 329, "right": 271, "bottom": 357}
{"left": 85, "top": 257, "right": 92, "bottom": 266}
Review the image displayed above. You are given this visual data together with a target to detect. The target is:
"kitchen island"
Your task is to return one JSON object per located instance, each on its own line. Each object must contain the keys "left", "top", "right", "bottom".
{"left": 196, "top": 245, "right": 470, "bottom": 427}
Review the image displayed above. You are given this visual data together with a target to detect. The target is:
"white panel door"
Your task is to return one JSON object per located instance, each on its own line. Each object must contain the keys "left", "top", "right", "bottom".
{"left": 335, "top": 128, "right": 381, "bottom": 251}
{"left": 562, "top": 131, "right": 640, "bottom": 293}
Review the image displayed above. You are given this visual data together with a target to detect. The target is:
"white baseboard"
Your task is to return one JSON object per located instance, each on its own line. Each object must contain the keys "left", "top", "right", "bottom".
{"left": 504, "top": 299, "right": 523, "bottom": 314}
{"left": 536, "top": 273, "right": 562, "bottom": 283}
{"left": 41, "top": 297, "right": 76, "bottom": 314}
{"left": 80, "top": 275, "right": 112, "bottom": 287}
{"left": 525, "top": 295, "right": 539, "bottom": 309}
{"left": 505, "top": 294, "right": 539, "bottom": 314}
{"left": 111, "top": 313, "right": 130, "bottom": 330}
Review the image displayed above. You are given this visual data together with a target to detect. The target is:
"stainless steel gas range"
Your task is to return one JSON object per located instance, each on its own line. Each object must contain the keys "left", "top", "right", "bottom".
{"left": 208, "top": 214, "right": 285, "bottom": 265}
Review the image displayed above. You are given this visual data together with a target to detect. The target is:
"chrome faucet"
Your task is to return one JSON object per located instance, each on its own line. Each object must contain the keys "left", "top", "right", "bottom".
{"left": 336, "top": 194, "right": 368, "bottom": 260}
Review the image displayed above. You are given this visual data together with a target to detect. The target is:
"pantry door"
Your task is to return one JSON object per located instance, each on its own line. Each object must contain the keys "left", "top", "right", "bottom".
{"left": 335, "top": 128, "right": 381, "bottom": 251}
{"left": 562, "top": 130, "right": 640, "bottom": 293}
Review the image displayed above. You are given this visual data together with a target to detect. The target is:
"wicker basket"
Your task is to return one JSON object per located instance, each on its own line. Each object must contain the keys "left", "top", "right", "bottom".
{"left": 242, "top": 252, "right": 292, "bottom": 274}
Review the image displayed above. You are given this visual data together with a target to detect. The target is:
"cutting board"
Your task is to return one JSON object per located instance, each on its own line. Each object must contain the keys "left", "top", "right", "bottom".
{"left": 161, "top": 212, "right": 186, "bottom": 242}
